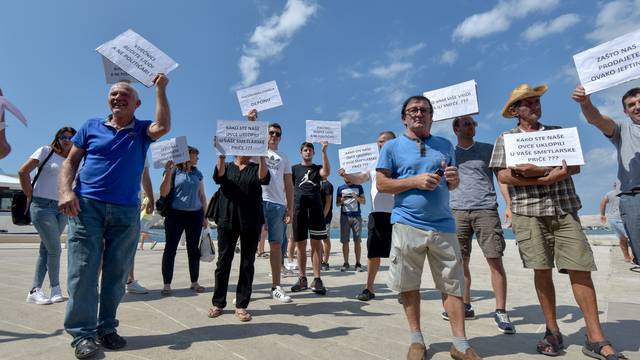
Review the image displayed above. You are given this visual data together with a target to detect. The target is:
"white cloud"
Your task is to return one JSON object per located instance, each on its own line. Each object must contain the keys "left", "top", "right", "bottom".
{"left": 439, "top": 50, "right": 458, "bottom": 65}
{"left": 452, "top": 0, "right": 560, "bottom": 42}
{"left": 586, "top": 0, "right": 640, "bottom": 43}
{"left": 370, "top": 62, "right": 413, "bottom": 79}
{"left": 522, "top": 13, "right": 580, "bottom": 41}
{"left": 338, "top": 110, "right": 361, "bottom": 127}
{"left": 389, "top": 43, "right": 426, "bottom": 60}
{"left": 237, "top": 0, "right": 317, "bottom": 87}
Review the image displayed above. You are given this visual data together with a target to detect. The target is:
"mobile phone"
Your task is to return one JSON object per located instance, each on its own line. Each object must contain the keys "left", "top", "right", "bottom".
{"left": 435, "top": 168, "right": 444, "bottom": 177}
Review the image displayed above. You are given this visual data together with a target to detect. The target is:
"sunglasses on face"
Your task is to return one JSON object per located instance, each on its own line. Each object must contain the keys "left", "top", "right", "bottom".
{"left": 58, "top": 134, "right": 73, "bottom": 141}
{"left": 269, "top": 131, "right": 281, "bottom": 137}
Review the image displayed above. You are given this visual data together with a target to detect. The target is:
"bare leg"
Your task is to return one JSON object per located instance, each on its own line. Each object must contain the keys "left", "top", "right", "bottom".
{"left": 462, "top": 256, "right": 471, "bottom": 304}
{"left": 487, "top": 257, "right": 507, "bottom": 310}
{"left": 140, "top": 232, "right": 149, "bottom": 250}
{"left": 401, "top": 290, "right": 421, "bottom": 333}
{"left": 442, "top": 293, "right": 466, "bottom": 337}
{"left": 311, "top": 240, "right": 322, "bottom": 278}
{"left": 534, "top": 269, "right": 559, "bottom": 332}
{"left": 322, "top": 238, "right": 331, "bottom": 263}
{"left": 342, "top": 242, "right": 349, "bottom": 264}
{"left": 288, "top": 236, "right": 295, "bottom": 261}
{"left": 619, "top": 235, "right": 632, "bottom": 262}
{"left": 354, "top": 241, "right": 362, "bottom": 265}
{"left": 258, "top": 225, "right": 267, "bottom": 255}
{"left": 296, "top": 240, "right": 307, "bottom": 277}
{"left": 366, "top": 257, "right": 381, "bottom": 292}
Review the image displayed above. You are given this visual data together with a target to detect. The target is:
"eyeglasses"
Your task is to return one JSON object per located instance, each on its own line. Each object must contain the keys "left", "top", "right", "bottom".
{"left": 269, "top": 130, "right": 281, "bottom": 137}
{"left": 405, "top": 107, "right": 431, "bottom": 116}
{"left": 58, "top": 134, "right": 73, "bottom": 141}
{"left": 460, "top": 121, "right": 478, "bottom": 128}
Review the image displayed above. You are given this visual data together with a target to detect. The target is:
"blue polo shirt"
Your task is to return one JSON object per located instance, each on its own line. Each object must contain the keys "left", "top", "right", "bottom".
{"left": 72, "top": 117, "right": 153, "bottom": 206}
{"left": 377, "top": 134, "right": 456, "bottom": 233}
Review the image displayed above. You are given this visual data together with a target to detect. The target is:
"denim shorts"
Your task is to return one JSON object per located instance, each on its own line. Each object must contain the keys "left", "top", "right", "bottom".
{"left": 608, "top": 218, "right": 628, "bottom": 238}
{"left": 263, "top": 201, "right": 286, "bottom": 244}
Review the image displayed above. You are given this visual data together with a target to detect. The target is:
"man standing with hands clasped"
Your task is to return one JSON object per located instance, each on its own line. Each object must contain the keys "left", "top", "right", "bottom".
{"left": 377, "top": 95, "right": 481, "bottom": 360}
{"left": 59, "top": 74, "right": 170, "bottom": 359}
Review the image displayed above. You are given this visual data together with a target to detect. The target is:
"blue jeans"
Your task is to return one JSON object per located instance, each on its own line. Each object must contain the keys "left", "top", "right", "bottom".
{"left": 263, "top": 201, "right": 287, "bottom": 256}
{"left": 64, "top": 197, "right": 139, "bottom": 346}
{"left": 620, "top": 192, "right": 640, "bottom": 265}
{"left": 30, "top": 196, "right": 67, "bottom": 289}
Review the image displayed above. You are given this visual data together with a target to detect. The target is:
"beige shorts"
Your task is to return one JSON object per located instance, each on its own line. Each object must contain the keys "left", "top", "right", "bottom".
{"left": 387, "top": 222, "right": 464, "bottom": 296}
{"left": 511, "top": 212, "right": 596, "bottom": 273}
{"left": 452, "top": 209, "right": 505, "bottom": 258}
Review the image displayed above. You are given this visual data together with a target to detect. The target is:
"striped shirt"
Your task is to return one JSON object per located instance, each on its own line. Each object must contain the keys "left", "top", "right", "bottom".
{"left": 488, "top": 124, "right": 582, "bottom": 217}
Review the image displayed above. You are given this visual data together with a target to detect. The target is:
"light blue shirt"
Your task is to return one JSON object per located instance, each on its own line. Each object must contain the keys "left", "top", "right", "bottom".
{"left": 171, "top": 168, "right": 203, "bottom": 211}
{"left": 377, "top": 134, "right": 456, "bottom": 233}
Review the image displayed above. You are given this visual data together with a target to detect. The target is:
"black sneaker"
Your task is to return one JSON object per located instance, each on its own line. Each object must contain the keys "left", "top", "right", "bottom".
{"left": 321, "top": 261, "right": 330, "bottom": 271}
{"left": 310, "top": 278, "right": 327, "bottom": 295}
{"left": 494, "top": 311, "right": 516, "bottom": 334}
{"left": 98, "top": 332, "right": 127, "bottom": 350}
{"left": 74, "top": 338, "right": 99, "bottom": 359}
{"left": 356, "top": 288, "right": 375, "bottom": 301}
{"left": 291, "top": 276, "right": 308, "bottom": 292}
{"left": 340, "top": 262, "right": 350, "bottom": 272}
{"left": 441, "top": 303, "right": 476, "bottom": 321}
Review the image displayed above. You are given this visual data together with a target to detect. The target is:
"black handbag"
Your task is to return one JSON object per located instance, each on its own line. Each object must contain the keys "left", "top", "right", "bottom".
{"left": 155, "top": 170, "right": 176, "bottom": 217}
{"left": 11, "top": 148, "right": 55, "bottom": 225}
{"left": 205, "top": 189, "right": 220, "bottom": 223}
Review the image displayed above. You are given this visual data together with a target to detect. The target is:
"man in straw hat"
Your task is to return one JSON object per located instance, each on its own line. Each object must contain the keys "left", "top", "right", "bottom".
{"left": 488, "top": 84, "right": 627, "bottom": 359}
{"left": 377, "top": 95, "right": 482, "bottom": 360}
{"left": 572, "top": 85, "right": 640, "bottom": 267}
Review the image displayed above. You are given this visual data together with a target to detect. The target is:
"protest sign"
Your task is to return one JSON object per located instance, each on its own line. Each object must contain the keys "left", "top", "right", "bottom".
{"left": 236, "top": 80, "right": 283, "bottom": 116}
{"left": 339, "top": 143, "right": 379, "bottom": 174}
{"left": 423, "top": 80, "right": 479, "bottom": 121}
{"left": 0, "top": 96, "right": 27, "bottom": 126}
{"left": 101, "top": 56, "right": 138, "bottom": 84}
{"left": 96, "top": 29, "right": 179, "bottom": 87}
{"left": 150, "top": 136, "right": 189, "bottom": 169}
{"left": 306, "top": 120, "right": 341, "bottom": 144}
{"left": 504, "top": 127, "right": 584, "bottom": 167}
{"left": 573, "top": 28, "right": 640, "bottom": 94}
{"left": 216, "top": 120, "right": 268, "bottom": 156}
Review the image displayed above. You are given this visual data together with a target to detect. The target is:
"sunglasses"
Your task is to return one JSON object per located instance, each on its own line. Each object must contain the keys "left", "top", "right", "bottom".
{"left": 58, "top": 134, "right": 73, "bottom": 141}
{"left": 269, "top": 130, "right": 281, "bottom": 137}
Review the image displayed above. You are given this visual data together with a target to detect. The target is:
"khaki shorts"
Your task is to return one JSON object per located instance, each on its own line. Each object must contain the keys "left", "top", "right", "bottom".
{"left": 453, "top": 209, "right": 505, "bottom": 258}
{"left": 387, "top": 223, "right": 464, "bottom": 296}
{"left": 511, "top": 212, "right": 596, "bottom": 273}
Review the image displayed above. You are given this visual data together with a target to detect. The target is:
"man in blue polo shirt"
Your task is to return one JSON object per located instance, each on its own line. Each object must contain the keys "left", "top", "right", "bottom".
{"left": 377, "top": 95, "right": 481, "bottom": 360}
{"left": 58, "top": 74, "right": 170, "bottom": 359}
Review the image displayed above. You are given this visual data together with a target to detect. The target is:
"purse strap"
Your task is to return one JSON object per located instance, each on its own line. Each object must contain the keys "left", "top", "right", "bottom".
{"left": 31, "top": 147, "right": 56, "bottom": 187}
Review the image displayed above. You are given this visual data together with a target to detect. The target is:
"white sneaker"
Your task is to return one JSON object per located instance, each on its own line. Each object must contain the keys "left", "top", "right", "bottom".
{"left": 272, "top": 286, "right": 292, "bottom": 303}
{"left": 26, "top": 288, "right": 52, "bottom": 305}
{"left": 126, "top": 280, "right": 149, "bottom": 294}
{"left": 49, "top": 285, "right": 66, "bottom": 303}
{"left": 285, "top": 260, "right": 298, "bottom": 271}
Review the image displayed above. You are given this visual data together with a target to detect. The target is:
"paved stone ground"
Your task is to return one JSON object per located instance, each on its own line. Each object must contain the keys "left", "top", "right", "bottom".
{"left": 0, "top": 240, "right": 638, "bottom": 359}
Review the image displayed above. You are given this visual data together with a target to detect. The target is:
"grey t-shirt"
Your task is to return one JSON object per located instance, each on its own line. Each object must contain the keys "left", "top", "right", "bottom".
{"left": 450, "top": 142, "right": 497, "bottom": 210}
{"left": 605, "top": 190, "right": 622, "bottom": 219}
{"left": 610, "top": 120, "right": 640, "bottom": 192}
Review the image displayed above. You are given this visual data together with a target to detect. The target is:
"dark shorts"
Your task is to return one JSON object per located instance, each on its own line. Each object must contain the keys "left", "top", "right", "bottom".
{"left": 293, "top": 198, "right": 327, "bottom": 241}
{"left": 367, "top": 212, "right": 392, "bottom": 259}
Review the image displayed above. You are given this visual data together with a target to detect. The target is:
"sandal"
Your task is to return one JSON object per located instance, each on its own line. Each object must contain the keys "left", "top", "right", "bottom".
{"left": 161, "top": 288, "right": 172, "bottom": 296}
{"left": 582, "top": 339, "right": 628, "bottom": 360}
{"left": 235, "top": 309, "right": 252, "bottom": 322}
{"left": 190, "top": 285, "right": 205, "bottom": 293}
{"left": 207, "top": 306, "right": 223, "bottom": 318}
{"left": 536, "top": 328, "right": 564, "bottom": 356}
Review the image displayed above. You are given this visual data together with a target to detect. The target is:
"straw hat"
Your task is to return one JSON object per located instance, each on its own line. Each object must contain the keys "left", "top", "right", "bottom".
{"left": 501, "top": 83, "right": 548, "bottom": 118}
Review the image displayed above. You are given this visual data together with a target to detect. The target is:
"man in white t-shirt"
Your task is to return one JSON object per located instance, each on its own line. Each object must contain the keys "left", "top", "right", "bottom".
{"left": 249, "top": 109, "right": 293, "bottom": 303}
{"left": 338, "top": 131, "right": 396, "bottom": 301}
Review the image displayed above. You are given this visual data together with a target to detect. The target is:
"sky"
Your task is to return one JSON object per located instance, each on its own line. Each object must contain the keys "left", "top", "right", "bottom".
{"left": 0, "top": 0, "right": 638, "bottom": 216}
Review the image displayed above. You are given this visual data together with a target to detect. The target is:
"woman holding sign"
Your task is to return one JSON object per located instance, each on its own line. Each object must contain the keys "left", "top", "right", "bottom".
{"left": 19, "top": 126, "right": 76, "bottom": 305}
{"left": 160, "top": 146, "right": 208, "bottom": 295}
{"left": 207, "top": 139, "right": 269, "bottom": 322}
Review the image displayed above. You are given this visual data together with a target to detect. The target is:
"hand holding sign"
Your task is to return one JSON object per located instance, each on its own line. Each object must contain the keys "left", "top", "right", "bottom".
{"left": 150, "top": 136, "right": 189, "bottom": 168}
{"left": 503, "top": 127, "right": 585, "bottom": 167}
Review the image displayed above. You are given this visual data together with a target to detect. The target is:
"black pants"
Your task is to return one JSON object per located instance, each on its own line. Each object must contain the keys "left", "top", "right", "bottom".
{"left": 212, "top": 226, "right": 260, "bottom": 309}
{"left": 162, "top": 208, "right": 204, "bottom": 284}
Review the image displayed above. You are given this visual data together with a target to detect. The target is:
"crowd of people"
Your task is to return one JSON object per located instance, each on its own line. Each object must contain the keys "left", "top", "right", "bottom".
{"left": 7, "top": 74, "right": 637, "bottom": 360}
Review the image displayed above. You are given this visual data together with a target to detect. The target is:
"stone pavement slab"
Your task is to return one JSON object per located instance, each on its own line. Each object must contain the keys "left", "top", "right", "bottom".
{"left": 0, "top": 240, "right": 638, "bottom": 359}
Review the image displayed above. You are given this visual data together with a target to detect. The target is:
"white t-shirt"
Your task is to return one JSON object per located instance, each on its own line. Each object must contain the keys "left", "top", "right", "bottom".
{"left": 370, "top": 169, "right": 394, "bottom": 213}
{"left": 261, "top": 149, "right": 292, "bottom": 206}
{"left": 30, "top": 145, "right": 65, "bottom": 201}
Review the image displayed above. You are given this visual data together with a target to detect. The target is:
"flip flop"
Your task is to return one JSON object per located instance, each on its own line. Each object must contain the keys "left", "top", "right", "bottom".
{"left": 161, "top": 288, "right": 172, "bottom": 296}
{"left": 207, "top": 307, "right": 223, "bottom": 318}
{"left": 235, "top": 309, "right": 252, "bottom": 322}
{"left": 190, "top": 285, "right": 205, "bottom": 293}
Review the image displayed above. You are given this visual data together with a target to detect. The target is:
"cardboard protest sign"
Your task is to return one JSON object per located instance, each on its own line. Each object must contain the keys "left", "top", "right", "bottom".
{"left": 236, "top": 80, "right": 283, "bottom": 116}
{"left": 423, "top": 80, "right": 479, "bottom": 121}
{"left": 101, "top": 56, "right": 138, "bottom": 84}
{"left": 574, "top": 28, "right": 640, "bottom": 94}
{"left": 339, "top": 143, "right": 379, "bottom": 174}
{"left": 215, "top": 120, "right": 268, "bottom": 156}
{"left": 150, "top": 136, "right": 189, "bottom": 169}
{"left": 504, "top": 127, "right": 584, "bottom": 167}
{"left": 305, "top": 120, "right": 341, "bottom": 144}
{"left": 0, "top": 96, "right": 28, "bottom": 126}
{"left": 96, "top": 29, "right": 179, "bottom": 87}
